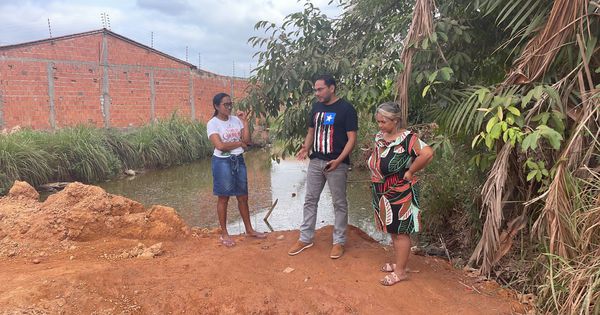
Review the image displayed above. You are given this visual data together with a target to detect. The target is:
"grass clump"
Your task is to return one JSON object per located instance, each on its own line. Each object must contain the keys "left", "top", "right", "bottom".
{"left": 0, "top": 114, "right": 211, "bottom": 194}
{"left": 535, "top": 169, "right": 600, "bottom": 314}
{"left": 0, "top": 130, "right": 53, "bottom": 190}
{"left": 40, "top": 126, "right": 122, "bottom": 182}
{"left": 129, "top": 114, "right": 210, "bottom": 168}
{"left": 103, "top": 128, "right": 138, "bottom": 169}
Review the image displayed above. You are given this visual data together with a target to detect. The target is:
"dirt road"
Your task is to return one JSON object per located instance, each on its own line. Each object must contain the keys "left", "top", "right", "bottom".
{"left": 0, "top": 182, "right": 524, "bottom": 314}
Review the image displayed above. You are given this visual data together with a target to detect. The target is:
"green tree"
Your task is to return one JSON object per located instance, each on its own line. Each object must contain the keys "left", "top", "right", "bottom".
{"left": 245, "top": 0, "right": 599, "bottom": 312}
{"left": 244, "top": 0, "right": 413, "bottom": 155}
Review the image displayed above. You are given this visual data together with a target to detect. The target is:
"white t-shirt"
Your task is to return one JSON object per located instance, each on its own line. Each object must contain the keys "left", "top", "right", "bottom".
{"left": 207, "top": 115, "right": 245, "bottom": 157}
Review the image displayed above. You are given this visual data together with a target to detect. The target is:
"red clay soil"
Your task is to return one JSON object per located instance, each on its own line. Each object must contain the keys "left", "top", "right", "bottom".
{"left": 0, "top": 181, "right": 527, "bottom": 314}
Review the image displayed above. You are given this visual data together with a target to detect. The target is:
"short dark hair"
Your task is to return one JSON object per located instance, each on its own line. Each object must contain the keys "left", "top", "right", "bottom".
{"left": 212, "top": 92, "right": 230, "bottom": 116}
{"left": 315, "top": 74, "right": 336, "bottom": 89}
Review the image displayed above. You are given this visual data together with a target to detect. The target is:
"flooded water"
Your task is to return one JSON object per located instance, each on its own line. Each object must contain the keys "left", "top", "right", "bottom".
{"left": 99, "top": 149, "right": 387, "bottom": 241}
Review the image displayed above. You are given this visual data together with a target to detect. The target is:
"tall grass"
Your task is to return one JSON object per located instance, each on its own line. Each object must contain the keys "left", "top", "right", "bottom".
{"left": 536, "top": 168, "right": 600, "bottom": 314}
{"left": 103, "top": 128, "right": 138, "bottom": 169}
{"left": 0, "top": 115, "right": 211, "bottom": 194}
{"left": 39, "top": 126, "right": 122, "bottom": 182}
{"left": 129, "top": 114, "right": 211, "bottom": 168}
{"left": 0, "top": 130, "right": 53, "bottom": 189}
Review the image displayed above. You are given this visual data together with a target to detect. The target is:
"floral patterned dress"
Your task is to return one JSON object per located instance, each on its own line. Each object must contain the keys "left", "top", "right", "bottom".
{"left": 367, "top": 130, "right": 423, "bottom": 234}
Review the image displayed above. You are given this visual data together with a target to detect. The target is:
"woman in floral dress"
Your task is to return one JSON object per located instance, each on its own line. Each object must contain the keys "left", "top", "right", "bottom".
{"left": 367, "top": 102, "right": 434, "bottom": 286}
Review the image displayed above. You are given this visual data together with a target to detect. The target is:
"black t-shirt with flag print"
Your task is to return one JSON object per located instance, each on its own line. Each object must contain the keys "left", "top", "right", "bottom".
{"left": 308, "top": 98, "right": 358, "bottom": 165}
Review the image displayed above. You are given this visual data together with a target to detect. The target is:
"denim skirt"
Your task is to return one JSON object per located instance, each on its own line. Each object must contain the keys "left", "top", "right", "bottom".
{"left": 211, "top": 154, "right": 248, "bottom": 196}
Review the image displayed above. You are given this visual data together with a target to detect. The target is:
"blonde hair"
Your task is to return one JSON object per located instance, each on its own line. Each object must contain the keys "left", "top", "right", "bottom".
{"left": 376, "top": 102, "right": 404, "bottom": 128}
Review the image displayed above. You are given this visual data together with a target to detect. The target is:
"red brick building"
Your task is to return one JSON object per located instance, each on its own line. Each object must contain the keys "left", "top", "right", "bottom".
{"left": 0, "top": 29, "right": 249, "bottom": 130}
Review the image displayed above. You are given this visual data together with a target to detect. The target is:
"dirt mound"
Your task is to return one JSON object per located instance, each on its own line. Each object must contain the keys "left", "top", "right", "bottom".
{"left": 0, "top": 182, "right": 189, "bottom": 257}
{"left": 7, "top": 180, "right": 39, "bottom": 201}
{"left": 42, "top": 181, "right": 146, "bottom": 216}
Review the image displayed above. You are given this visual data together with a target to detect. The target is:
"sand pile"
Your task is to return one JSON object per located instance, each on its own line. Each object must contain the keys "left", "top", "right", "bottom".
{"left": 0, "top": 181, "right": 190, "bottom": 257}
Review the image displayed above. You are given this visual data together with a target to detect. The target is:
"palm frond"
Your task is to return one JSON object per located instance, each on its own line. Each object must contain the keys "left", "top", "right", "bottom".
{"left": 533, "top": 81, "right": 600, "bottom": 258}
{"left": 434, "top": 86, "right": 487, "bottom": 135}
{"left": 504, "top": 0, "right": 583, "bottom": 84}
{"left": 467, "top": 141, "right": 513, "bottom": 275}
{"left": 395, "top": 0, "right": 434, "bottom": 126}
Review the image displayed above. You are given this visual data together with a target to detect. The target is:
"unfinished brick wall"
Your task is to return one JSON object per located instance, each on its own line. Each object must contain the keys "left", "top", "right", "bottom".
{"left": 193, "top": 74, "right": 250, "bottom": 122}
{"left": 0, "top": 61, "right": 50, "bottom": 129}
{"left": 0, "top": 29, "right": 249, "bottom": 130}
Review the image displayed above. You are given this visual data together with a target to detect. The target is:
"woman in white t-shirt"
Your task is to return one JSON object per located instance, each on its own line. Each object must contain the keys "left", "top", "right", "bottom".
{"left": 207, "top": 93, "right": 266, "bottom": 247}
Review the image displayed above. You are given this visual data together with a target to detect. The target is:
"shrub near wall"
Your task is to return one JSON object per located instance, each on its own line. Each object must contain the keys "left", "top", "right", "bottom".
{"left": 0, "top": 131, "right": 54, "bottom": 192}
{"left": 130, "top": 114, "right": 212, "bottom": 168}
{"left": 0, "top": 115, "right": 212, "bottom": 195}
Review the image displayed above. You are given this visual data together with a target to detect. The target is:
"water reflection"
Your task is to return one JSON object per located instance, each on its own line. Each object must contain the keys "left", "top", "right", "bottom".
{"left": 98, "top": 149, "right": 387, "bottom": 241}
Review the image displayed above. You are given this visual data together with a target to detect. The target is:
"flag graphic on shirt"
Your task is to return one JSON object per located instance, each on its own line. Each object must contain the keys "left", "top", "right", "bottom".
{"left": 313, "top": 112, "right": 335, "bottom": 154}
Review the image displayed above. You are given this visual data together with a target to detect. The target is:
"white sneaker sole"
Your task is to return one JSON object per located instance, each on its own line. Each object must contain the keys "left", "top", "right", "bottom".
{"left": 330, "top": 246, "right": 344, "bottom": 259}
{"left": 330, "top": 252, "right": 344, "bottom": 259}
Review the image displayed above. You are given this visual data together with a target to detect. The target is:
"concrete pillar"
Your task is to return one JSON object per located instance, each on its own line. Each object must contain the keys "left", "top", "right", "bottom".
{"left": 47, "top": 62, "right": 56, "bottom": 129}
{"left": 101, "top": 32, "right": 111, "bottom": 128}
{"left": 189, "top": 69, "right": 195, "bottom": 121}
{"left": 149, "top": 69, "right": 156, "bottom": 122}
{"left": 0, "top": 90, "right": 4, "bottom": 130}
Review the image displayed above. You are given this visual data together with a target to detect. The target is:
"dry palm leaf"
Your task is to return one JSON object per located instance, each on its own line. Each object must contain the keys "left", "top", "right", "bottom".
{"left": 489, "top": 212, "right": 528, "bottom": 267}
{"left": 504, "top": 0, "right": 583, "bottom": 85}
{"left": 394, "top": 0, "right": 434, "bottom": 127}
{"left": 467, "top": 142, "right": 512, "bottom": 275}
{"left": 470, "top": 0, "right": 591, "bottom": 274}
{"left": 533, "top": 80, "right": 600, "bottom": 258}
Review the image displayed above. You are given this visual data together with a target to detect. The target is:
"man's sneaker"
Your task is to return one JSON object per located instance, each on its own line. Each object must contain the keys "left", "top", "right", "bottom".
{"left": 330, "top": 243, "right": 344, "bottom": 259}
{"left": 288, "top": 241, "right": 314, "bottom": 256}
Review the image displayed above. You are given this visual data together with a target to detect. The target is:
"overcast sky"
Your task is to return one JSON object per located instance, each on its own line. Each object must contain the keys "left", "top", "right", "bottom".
{"left": 0, "top": 0, "right": 341, "bottom": 76}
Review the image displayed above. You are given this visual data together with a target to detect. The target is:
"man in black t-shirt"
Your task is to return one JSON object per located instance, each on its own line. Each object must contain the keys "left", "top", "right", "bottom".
{"left": 288, "top": 74, "right": 358, "bottom": 259}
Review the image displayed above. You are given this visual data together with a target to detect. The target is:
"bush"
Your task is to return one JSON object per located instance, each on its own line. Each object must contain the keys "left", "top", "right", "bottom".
{"left": 0, "top": 131, "right": 53, "bottom": 194}
{"left": 38, "top": 126, "right": 122, "bottom": 182}
{"left": 103, "top": 128, "right": 139, "bottom": 169}
{"left": 419, "top": 140, "right": 485, "bottom": 253}
{"left": 128, "top": 115, "right": 211, "bottom": 168}
{"left": 351, "top": 111, "right": 378, "bottom": 169}
{"left": 535, "top": 170, "right": 600, "bottom": 314}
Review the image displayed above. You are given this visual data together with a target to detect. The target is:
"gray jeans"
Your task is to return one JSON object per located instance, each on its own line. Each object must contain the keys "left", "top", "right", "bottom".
{"left": 299, "top": 158, "right": 349, "bottom": 245}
